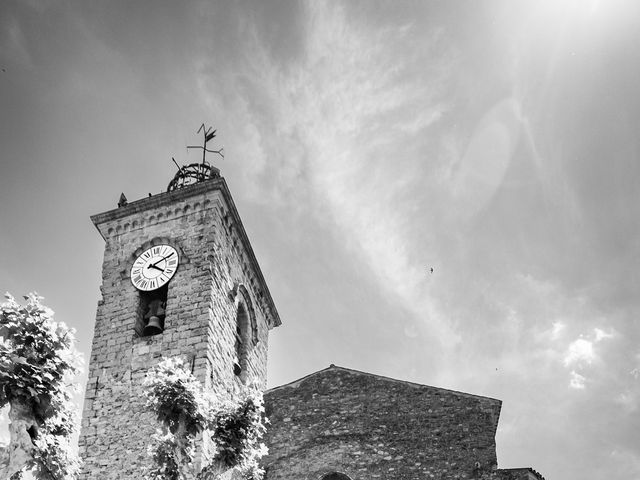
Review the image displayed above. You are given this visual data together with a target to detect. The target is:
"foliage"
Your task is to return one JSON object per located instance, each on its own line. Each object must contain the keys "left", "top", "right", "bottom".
{"left": 0, "top": 293, "right": 82, "bottom": 480}
{"left": 145, "top": 431, "right": 183, "bottom": 480}
{"left": 143, "top": 357, "right": 268, "bottom": 480}
{"left": 143, "top": 357, "right": 210, "bottom": 437}
{"left": 211, "top": 389, "right": 268, "bottom": 480}
{"left": 143, "top": 357, "right": 210, "bottom": 480}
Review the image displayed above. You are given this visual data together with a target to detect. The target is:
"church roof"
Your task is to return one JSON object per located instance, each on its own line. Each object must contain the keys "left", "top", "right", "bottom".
{"left": 268, "top": 364, "right": 501, "bottom": 404}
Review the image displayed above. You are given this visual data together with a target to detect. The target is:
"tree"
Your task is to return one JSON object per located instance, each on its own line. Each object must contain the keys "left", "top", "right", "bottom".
{"left": 143, "top": 357, "right": 268, "bottom": 480}
{"left": 0, "top": 293, "right": 82, "bottom": 480}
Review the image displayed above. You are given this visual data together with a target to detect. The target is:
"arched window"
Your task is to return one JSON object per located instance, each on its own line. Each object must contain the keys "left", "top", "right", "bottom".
{"left": 233, "top": 285, "right": 257, "bottom": 382}
{"left": 233, "top": 302, "right": 250, "bottom": 379}
{"left": 321, "top": 473, "right": 352, "bottom": 480}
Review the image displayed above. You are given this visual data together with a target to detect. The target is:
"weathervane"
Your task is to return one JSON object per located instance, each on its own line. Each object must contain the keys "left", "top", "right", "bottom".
{"left": 187, "top": 123, "right": 224, "bottom": 165}
{"left": 167, "top": 124, "right": 224, "bottom": 192}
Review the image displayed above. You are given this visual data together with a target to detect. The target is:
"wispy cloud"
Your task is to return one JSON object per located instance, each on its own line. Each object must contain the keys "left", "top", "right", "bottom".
{"left": 564, "top": 338, "right": 595, "bottom": 367}
{"left": 198, "top": 3, "right": 460, "bottom": 348}
{"left": 563, "top": 327, "right": 615, "bottom": 388}
{"left": 614, "top": 391, "right": 638, "bottom": 413}
{"left": 551, "top": 321, "right": 565, "bottom": 340}
{"left": 191, "top": 3, "right": 640, "bottom": 478}
{"left": 569, "top": 370, "right": 586, "bottom": 389}
{"left": 0, "top": 15, "right": 34, "bottom": 69}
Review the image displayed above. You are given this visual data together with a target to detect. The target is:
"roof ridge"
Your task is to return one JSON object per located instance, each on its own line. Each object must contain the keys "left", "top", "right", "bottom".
{"left": 267, "top": 364, "right": 501, "bottom": 403}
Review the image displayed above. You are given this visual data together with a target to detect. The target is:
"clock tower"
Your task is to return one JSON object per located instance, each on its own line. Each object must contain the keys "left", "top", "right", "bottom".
{"left": 78, "top": 161, "right": 280, "bottom": 479}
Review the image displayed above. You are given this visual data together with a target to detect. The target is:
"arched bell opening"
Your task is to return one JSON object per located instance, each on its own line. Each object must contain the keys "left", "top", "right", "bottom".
{"left": 135, "top": 284, "right": 168, "bottom": 337}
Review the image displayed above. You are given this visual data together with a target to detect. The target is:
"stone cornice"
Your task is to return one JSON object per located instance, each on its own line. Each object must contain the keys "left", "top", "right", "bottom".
{"left": 90, "top": 178, "right": 229, "bottom": 227}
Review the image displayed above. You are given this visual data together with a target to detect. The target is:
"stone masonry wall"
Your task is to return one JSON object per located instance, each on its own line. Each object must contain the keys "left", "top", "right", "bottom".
{"left": 79, "top": 180, "right": 275, "bottom": 479}
{"left": 263, "top": 366, "right": 502, "bottom": 480}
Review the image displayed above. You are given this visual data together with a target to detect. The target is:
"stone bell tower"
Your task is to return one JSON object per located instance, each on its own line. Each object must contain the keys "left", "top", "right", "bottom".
{"left": 78, "top": 154, "right": 280, "bottom": 479}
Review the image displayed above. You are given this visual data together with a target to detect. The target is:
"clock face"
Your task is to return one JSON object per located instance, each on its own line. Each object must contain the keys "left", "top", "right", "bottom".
{"left": 130, "top": 245, "right": 179, "bottom": 291}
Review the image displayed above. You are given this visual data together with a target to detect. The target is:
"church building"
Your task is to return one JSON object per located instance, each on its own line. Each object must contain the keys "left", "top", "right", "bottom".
{"left": 78, "top": 149, "right": 544, "bottom": 480}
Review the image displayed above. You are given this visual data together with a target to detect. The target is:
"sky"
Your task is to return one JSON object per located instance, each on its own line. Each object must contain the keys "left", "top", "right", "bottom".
{"left": 1, "top": 0, "right": 639, "bottom": 479}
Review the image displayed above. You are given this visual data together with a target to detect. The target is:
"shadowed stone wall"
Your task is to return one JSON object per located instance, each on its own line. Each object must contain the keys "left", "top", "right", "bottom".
{"left": 263, "top": 366, "right": 502, "bottom": 480}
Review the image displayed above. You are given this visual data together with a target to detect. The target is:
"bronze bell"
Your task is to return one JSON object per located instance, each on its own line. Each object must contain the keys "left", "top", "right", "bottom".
{"left": 144, "top": 299, "right": 165, "bottom": 336}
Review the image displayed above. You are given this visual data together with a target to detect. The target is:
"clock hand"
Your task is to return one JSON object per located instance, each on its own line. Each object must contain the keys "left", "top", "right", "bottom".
{"left": 150, "top": 252, "right": 175, "bottom": 268}
{"left": 147, "top": 264, "right": 165, "bottom": 272}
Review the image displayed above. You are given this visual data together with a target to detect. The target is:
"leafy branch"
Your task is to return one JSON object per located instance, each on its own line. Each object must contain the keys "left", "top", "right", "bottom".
{"left": 143, "top": 358, "right": 268, "bottom": 480}
{"left": 0, "top": 293, "right": 82, "bottom": 480}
